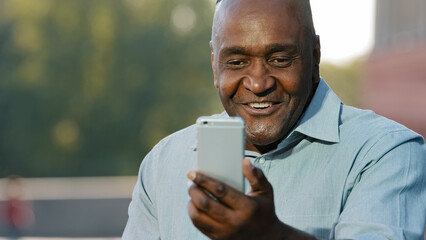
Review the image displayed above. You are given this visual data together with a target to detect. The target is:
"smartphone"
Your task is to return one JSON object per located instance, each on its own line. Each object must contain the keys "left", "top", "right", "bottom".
{"left": 196, "top": 117, "right": 245, "bottom": 192}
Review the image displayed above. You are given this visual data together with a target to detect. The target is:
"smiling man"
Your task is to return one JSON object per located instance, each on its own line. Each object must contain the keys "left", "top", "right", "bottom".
{"left": 211, "top": 0, "right": 319, "bottom": 154}
{"left": 123, "top": 0, "right": 426, "bottom": 239}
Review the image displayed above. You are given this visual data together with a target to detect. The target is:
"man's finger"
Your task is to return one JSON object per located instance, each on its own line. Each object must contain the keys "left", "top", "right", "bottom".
{"left": 242, "top": 158, "right": 273, "bottom": 195}
{"left": 187, "top": 171, "right": 248, "bottom": 209}
{"left": 188, "top": 183, "right": 230, "bottom": 221}
{"left": 187, "top": 201, "right": 224, "bottom": 238}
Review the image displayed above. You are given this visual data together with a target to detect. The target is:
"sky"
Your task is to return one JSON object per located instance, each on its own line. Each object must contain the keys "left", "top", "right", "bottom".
{"left": 310, "top": 1, "right": 376, "bottom": 65}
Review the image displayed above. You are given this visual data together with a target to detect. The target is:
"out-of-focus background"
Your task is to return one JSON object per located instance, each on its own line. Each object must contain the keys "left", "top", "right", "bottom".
{"left": 0, "top": 0, "right": 425, "bottom": 238}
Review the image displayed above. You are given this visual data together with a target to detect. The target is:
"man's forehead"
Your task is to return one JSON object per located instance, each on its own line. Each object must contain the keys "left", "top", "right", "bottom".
{"left": 212, "top": 0, "right": 315, "bottom": 46}
{"left": 215, "top": 0, "right": 302, "bottom": 35}
{"left": 214, "top": 0, "right": 304, "bottom": 30}
{"left": 216, "top": 0, "right": 305, "bottom": 11}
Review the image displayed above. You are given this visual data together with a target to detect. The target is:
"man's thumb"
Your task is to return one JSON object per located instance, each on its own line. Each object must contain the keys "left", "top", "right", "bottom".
{"left": 242, "top": 158, "right": 273, "bottom": 194}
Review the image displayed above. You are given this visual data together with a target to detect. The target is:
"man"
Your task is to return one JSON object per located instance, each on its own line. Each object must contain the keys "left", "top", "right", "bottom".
{"left": 123, "top": 0, "right": 426, "bottom": 239}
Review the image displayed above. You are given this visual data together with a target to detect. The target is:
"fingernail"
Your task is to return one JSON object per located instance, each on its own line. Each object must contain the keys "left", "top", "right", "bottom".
{"left": 187, "top": 171, "right": 196, "bottom": 181}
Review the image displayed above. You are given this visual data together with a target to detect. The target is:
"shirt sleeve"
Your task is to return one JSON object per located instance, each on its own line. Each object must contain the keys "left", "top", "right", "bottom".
{"left": 122, "top": 150, "right": 161, "bottom": 240}
{"left": 332, "top": 131, "right": 426, "bottom": 239}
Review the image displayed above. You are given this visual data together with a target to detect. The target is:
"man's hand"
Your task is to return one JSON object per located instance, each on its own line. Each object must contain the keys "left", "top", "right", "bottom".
{"left": 187, "top": 158, "right": 286, "bottom": 240}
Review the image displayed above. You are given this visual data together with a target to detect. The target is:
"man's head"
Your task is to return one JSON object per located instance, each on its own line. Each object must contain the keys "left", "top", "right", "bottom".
{"left": 210, "top": 0, "right": 321, "bottom": 154}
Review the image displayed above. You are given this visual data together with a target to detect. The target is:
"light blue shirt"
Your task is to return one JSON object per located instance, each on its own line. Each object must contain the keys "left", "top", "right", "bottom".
{"left": 123, "top": 79, "right": 426, "bottom": 239}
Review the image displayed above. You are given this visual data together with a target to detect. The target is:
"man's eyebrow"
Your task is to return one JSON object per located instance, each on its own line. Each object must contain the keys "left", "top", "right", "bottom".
{"left": 219, "top": 46, "right": 250, "bottom": 56}
{"left": 265, "top": 44, "right": 300, "bottom": 55}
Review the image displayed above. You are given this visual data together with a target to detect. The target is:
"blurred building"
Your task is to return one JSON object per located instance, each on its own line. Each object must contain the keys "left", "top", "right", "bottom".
{"left": 365, "top": 0, "right": 426, "bottom": 138}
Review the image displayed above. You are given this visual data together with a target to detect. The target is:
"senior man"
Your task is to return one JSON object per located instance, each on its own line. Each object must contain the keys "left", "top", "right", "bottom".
{"left": 123, "top": 0, "right": 426, "bottom": 239}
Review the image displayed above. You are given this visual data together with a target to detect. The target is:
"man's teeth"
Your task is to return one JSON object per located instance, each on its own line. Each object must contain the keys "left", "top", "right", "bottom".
{"left": 249, "top": 102, "right": 272, "bottom": 109}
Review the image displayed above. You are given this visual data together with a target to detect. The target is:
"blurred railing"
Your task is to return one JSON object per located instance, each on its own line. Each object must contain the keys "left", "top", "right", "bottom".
{"left": 0, "top": 176, "right": 137, "bottom": 238}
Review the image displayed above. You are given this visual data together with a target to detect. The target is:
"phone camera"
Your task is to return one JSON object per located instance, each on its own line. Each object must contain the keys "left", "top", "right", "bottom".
{"left": 203, "top": 121, "right": 208, "bottom": 125}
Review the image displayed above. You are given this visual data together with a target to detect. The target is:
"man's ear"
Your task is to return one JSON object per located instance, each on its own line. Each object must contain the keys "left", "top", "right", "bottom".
{"left": 313, "top": 35, "right": 321, "bottom": 84}
{"left": 210, "top": 41, "right": 219, "bottom": 88}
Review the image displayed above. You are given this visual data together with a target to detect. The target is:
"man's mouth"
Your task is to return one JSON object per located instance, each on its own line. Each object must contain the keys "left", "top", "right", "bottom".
{"left": 248, "top": 102, "right": 273, "bottom": 109}
{"left": 239, "top": 101, "right": 281, "bottom": 115}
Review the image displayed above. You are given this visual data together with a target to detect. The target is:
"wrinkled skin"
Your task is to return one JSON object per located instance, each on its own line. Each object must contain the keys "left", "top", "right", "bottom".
{"left": 188, "top": 0, "right": 320, "bottom": 239}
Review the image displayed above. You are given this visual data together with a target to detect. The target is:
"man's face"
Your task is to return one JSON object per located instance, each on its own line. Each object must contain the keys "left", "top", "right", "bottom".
{"left": 211, "top": 0, "right": 320, "bottom": 153}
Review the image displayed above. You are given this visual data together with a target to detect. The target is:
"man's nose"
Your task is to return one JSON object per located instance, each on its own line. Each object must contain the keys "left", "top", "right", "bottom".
{"left": 242, "top": 60, "right": 275, "bottom": 95}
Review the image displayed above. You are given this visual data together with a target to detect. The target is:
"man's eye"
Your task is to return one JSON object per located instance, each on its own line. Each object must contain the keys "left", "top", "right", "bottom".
{"left": 228, "top": 60, "right": 244, "bottom": 66}
{"left": 272, "top": 58, "right": 287, "bottom": 63}
{"left": 226, "top": 60, "right": 246, "bottom": 69}
{"left": 269, "top": 57, "right": 293, "bottom": 67}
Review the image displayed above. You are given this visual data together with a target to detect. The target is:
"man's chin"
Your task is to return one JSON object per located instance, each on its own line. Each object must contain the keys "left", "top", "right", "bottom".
{"left": 245, "top": 128, "right": 284, "bottom": 152}
{"left": 248, "top": 136, "right": 279, "bottom": 147}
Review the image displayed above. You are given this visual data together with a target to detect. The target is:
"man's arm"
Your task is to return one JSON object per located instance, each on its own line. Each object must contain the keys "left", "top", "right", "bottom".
{"left": 187, "top": 158, "right": 317, "bottom": 240}
{"left": 332, "top": 133, "right": 426, "bottom": 239}
{"left": 122, "top": 153, "right": 160, "bottom": 239}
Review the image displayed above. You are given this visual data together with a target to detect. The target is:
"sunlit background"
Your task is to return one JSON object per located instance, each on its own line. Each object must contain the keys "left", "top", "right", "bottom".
{"left": 0, "top": 0, "right": 425, "bottom": 238}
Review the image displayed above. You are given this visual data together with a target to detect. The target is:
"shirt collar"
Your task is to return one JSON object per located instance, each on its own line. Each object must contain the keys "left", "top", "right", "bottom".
{"left": 290, "top": 78, "right": 341, "bottom": 143}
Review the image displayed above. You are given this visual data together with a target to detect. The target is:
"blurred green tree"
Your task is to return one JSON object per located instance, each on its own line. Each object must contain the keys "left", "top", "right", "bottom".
{"left": 0, "top": 0, "right": 220, "bottom": 177}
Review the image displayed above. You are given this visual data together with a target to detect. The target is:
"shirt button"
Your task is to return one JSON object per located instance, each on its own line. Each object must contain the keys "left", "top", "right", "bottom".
{"left": 259, "top": 157, "right": 266, "bottom": 164}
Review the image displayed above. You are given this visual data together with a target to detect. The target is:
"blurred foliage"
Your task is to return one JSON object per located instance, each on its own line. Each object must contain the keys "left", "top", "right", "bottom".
{"left": 0, "top": 0, "right": 221, "bottom": 177}
{"left": 0, "top": 0, "right": 364, "bottom": 177}
{"left": 320, "top": 59, "right": 365, "bottom": 107}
